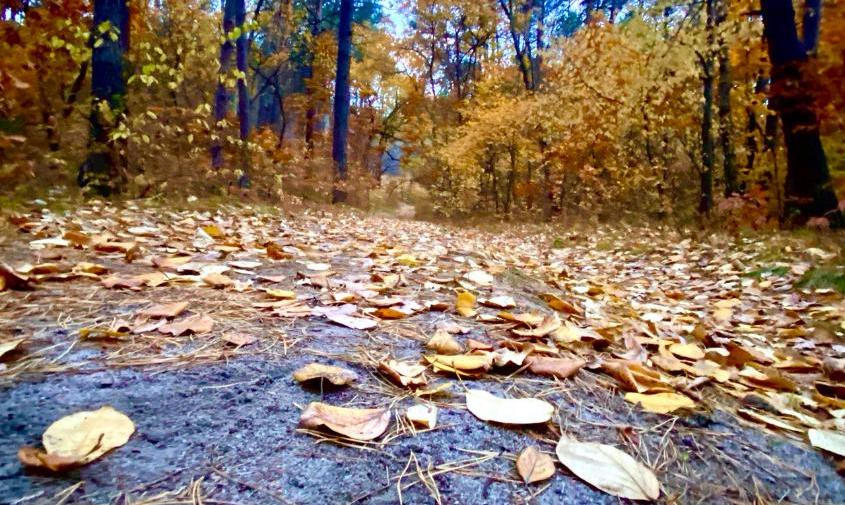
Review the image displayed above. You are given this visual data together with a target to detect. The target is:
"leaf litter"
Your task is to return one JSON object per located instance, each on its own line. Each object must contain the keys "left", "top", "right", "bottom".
{"left": 1, "top": 202, "right": 845, "bottom": 502}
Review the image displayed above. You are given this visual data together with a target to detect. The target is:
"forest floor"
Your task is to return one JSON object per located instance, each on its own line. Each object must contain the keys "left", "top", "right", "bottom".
{"left": 1, "top": 200, "right": 845, "bottom": 504}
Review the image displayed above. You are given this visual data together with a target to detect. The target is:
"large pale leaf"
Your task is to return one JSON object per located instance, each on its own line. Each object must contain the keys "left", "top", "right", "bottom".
{"left": 299, "top": 403, "right": 390, "bottom": 441}
{"left": 808, "top": 429, "right": 845, "bottom": 457}
{"left": 555, "top": 435, "right": 660, "bottom": 500}
{"left": 465, "top": 389, "right": 553, "bottom": 424}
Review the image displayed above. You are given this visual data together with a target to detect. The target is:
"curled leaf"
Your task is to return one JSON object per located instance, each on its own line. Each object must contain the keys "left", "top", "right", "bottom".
{"left": 294, "top": 363, "right": 358, "bottom": 386}
{"left": 299, "top": 403, "right": 390, "bottom": 441}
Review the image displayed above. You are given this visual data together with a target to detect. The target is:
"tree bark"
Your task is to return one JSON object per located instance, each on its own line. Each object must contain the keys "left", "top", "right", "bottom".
{"left": 235, "top": 0, "right": 250, "bottom": 188}
{"left": 331, "top": 0, "right": 353, "bottom": 203}
{"left": 78, "top": 0, "right": 130, "bottom": 196}
{"left": 699, "top": 0, "right": 716, "bottom": 214}
{"left": 761, "top": 0, "right": 842, "bottom": 226}
{"left": 210, "top": 0, "right": 237, "bottom": 170}
{"left": 717, "top": 0, "right": 736, "bottom": 196}
{"left": 304, "top": 0, "right": 322, "bottom": 154}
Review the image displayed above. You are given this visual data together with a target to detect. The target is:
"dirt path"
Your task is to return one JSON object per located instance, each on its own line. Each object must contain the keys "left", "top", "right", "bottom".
{"left": 1, "top": 202, "right": 844, "bottom": 504}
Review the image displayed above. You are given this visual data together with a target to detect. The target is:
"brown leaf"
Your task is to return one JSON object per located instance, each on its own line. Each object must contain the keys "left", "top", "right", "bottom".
{"left": 139, "top": 301, "right": 189, "bottom": 319}
{"left": 527, "top": 357, "right": 585, "bottom": 379}
{"left": 158, "top": 314, "right": 214, "bottom": 336}
{"left": 0, "top": 262, "right": 32, "bottom": 291}
{"left": 293, "top": 363, "right": 358, "bottom": 386}
{"left": 379, "top": 359, "right": 428, "bottom": 388}
{"left": 299, "top": 403, "right": 390, "bottom": 441}
{"left": 516, "top": 446, "right": 556, "bottom": 484}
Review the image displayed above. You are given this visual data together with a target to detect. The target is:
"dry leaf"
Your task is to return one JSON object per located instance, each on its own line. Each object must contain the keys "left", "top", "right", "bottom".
{"left": 139, "top": 301, "right": 189, "bottom": 319}
{"left": 465, "top": 270, "right": 494, "bottom": 286}
{"left": 379, "top": 359, "right": 428, "bottom": 388}
{"left": 624, "top": 392, "right": 695, "bottom": 414}
{"left": 808, "top": 429, "right": 845, "bottom": 457}
{"left": 19, "top": 406, "right": 134, "bottom": 472}
{"left": 527, "top": 357, "right": 585, "bottom": 379}
{"left": 294, "top": 363, "right": 358, "bottom": 386}
{"left": 539, "top": 293, "right": 583, "bottom": 315}
{"left": 424, "top": 354, "right": 492, "bottom": 376}
{"left": 555, "top": 435, "right": 660, "bottom": 500}
{"left": 455, "top": 289, "right": 477, "bottom": 317}
{"left": 326, "top": 313, "right": 378, "bottom": 330}
{"left": 480, "top": 295, "right": 516, "bottom": 309}
{"left": 158, "top": 314, "right": 214, "bottom": 336}
{"left": 202, "top": 272, "right": 234, "bottom": 288}
{"left": 266, "top": 289, "right": 296, "bottom": 299}
{"left": 406, "top": 404, "right": 437, "bottom": 429}
{"left": 513, "top": 313, "right": 561, "bottom": 338}
{"left": 221, "top": 333, "right": 257, "bottom": 347}
{"left": 465, "top": 389, "right": 554, "bottom": 424}
{"left": 0, "top": 338, "right": 25, "bottom": 360}
{"left": 669, "top": 343, "right": 705, "bottom": 360}
{"left": 299, "top": 403, "right": 390, "bottom": 441}
{"left": 516, "top": 446, "right": 556, "bottom": 484}
{"left": 426, "top": 329, "right": 464, "bottom": 355}
{"left": 373, "top": 307, "right": 407, "bottom": 319}
{"left": 0, "top": 262, "right": 32, "bottom": 291}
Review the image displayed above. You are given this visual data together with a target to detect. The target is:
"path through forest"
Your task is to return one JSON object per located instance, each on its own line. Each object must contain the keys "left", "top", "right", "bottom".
{"left": 1, "top": 202, "right": 844, "bottom": 504}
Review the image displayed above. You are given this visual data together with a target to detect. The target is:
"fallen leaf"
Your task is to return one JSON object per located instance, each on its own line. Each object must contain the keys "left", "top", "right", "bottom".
{"left": 406, "top": 404, "right": 437, "bottom": 429}
{"left": 465, "top": 269, "right": 494, "bottom": 286}
{"left": 299, "top": 403, "right": 390, "bottom": 441}
{"left": 139, "top": 301, "right": 189, "bottom": 319}
{"left": 19, "top": 406, "right": 134, "bottom": 472}
{"left": 379, "top": 359, "right": 428, "bottom": 388}
{"left": 540, "top": 293, "right": 583, "bottom": 315}
{"left": 455, "top": 289, "right": 477, "bottom": 317}
{"left": 513, "top": 313, "right": 562, "bottom": 338}
{"left": 221, "top": 333, "right": 257, "bottom": 347}
{"left": 426, "top": 329, "right": 464, "bottom": 355}
{"left": 424, "top": 354, "right": 492, "bottom": 376}
{"left": 158, "top": 314, "right": 214, "bottom": 336}
{"left": 669, "top": 343, "right": 705, "bottom": 360}
{"left": 0, "top": 262, "right": 32, "bottom": 291}
{"left": 516, "top": 446, "right": 556, "bottom": 484}
{"left": 293, "top": 363, "right": 358, "bottom": 386}
{"left": 202, "top": 272, "right": 234, "bottom": 288}
{"left": 624, "top": 392, "right": 695, "bottom": 414}
{"left": 527, "top": 357, "right": 585, "bottom": 379}
{"left": 808, "top": 429, "right": 845, "bottom": 457}
{"left": 373, "top": 307, "right": 407, "bottom": 319}
{"left": 0, "top": 338, "right": 26, "bottom": 359}
{"left": 555, "top": 435, "right": 660, "bottom": 500}
{"left": 465, "top": 389, "right": 553, "bottom": 424}
{"left": 266, "top": 289, "right": 296, "bottom": 299}
{"left": 480, "top": 295, "right": 516, "bottom": 309}
{"left": 326, "top": 313, "right": 378, "bottom": 330}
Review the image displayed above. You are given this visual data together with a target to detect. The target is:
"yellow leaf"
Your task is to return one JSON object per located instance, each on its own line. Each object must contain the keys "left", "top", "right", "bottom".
{"left": 624, "top": 392, "right": 695, "bottom": 414}
{"left": 455, "top": 289, "right": 477, "bottom": 317}
{"left": 293, "top": 363, "right": 358, "bottom": 386}
{"left": 426, "top": 329, "right": 464, "bottom": 355}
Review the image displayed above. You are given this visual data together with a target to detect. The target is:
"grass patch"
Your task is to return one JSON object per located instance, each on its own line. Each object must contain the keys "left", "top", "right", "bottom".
{"left": 744, "top": 265, "right": 790, "bottom": 279}
{"left": 796, "top": 267, "right": 845, "bottom": 293}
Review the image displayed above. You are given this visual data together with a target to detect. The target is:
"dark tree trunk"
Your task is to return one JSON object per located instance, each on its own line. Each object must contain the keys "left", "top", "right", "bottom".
{"left": 699, "top": 0, "right": 716, "bottom": 214}
{"left": 304, "top": 0, "right": 322, "bottom": 154}
{"left": 761, "top": 0, "right": 842, "bottom": 226}
{"left": 331, "top": 0, "right": 353, "bottom": 203}
{"left": 717, "top": 0, "right": 736, "bottom": 196}
{"left": 210, "top": 0, "right": 238, "bottom": 170}
{"left": 77, "top": 0, "right": 130, "bottom": 196}
{"left": 235, "top": 0, "right": 249, "bottom": 188}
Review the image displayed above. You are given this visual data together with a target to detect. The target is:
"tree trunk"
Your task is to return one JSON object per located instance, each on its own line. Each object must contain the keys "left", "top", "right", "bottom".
{"left": 210, "top": 0, "right": 237, "bottom": 170}
{"left": 717, "top": 0, "right": 736, "bottom": 196}
{"left": 304, "top": 0, "right": 322, "bottom": 154}
{"left": 761, "top": 0, "right": 842, "bottom": 226}
{"left": 331, "top": 0, "right": 353, "bottom": 203}
{"left": 235, "top": 0, "right": 250, "bottom": 188}
{"left": 699, "top": 0, "right": 716, "bottom": 214}
{"left": 77, "top": 0, "right": 130, "bottom": 196}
